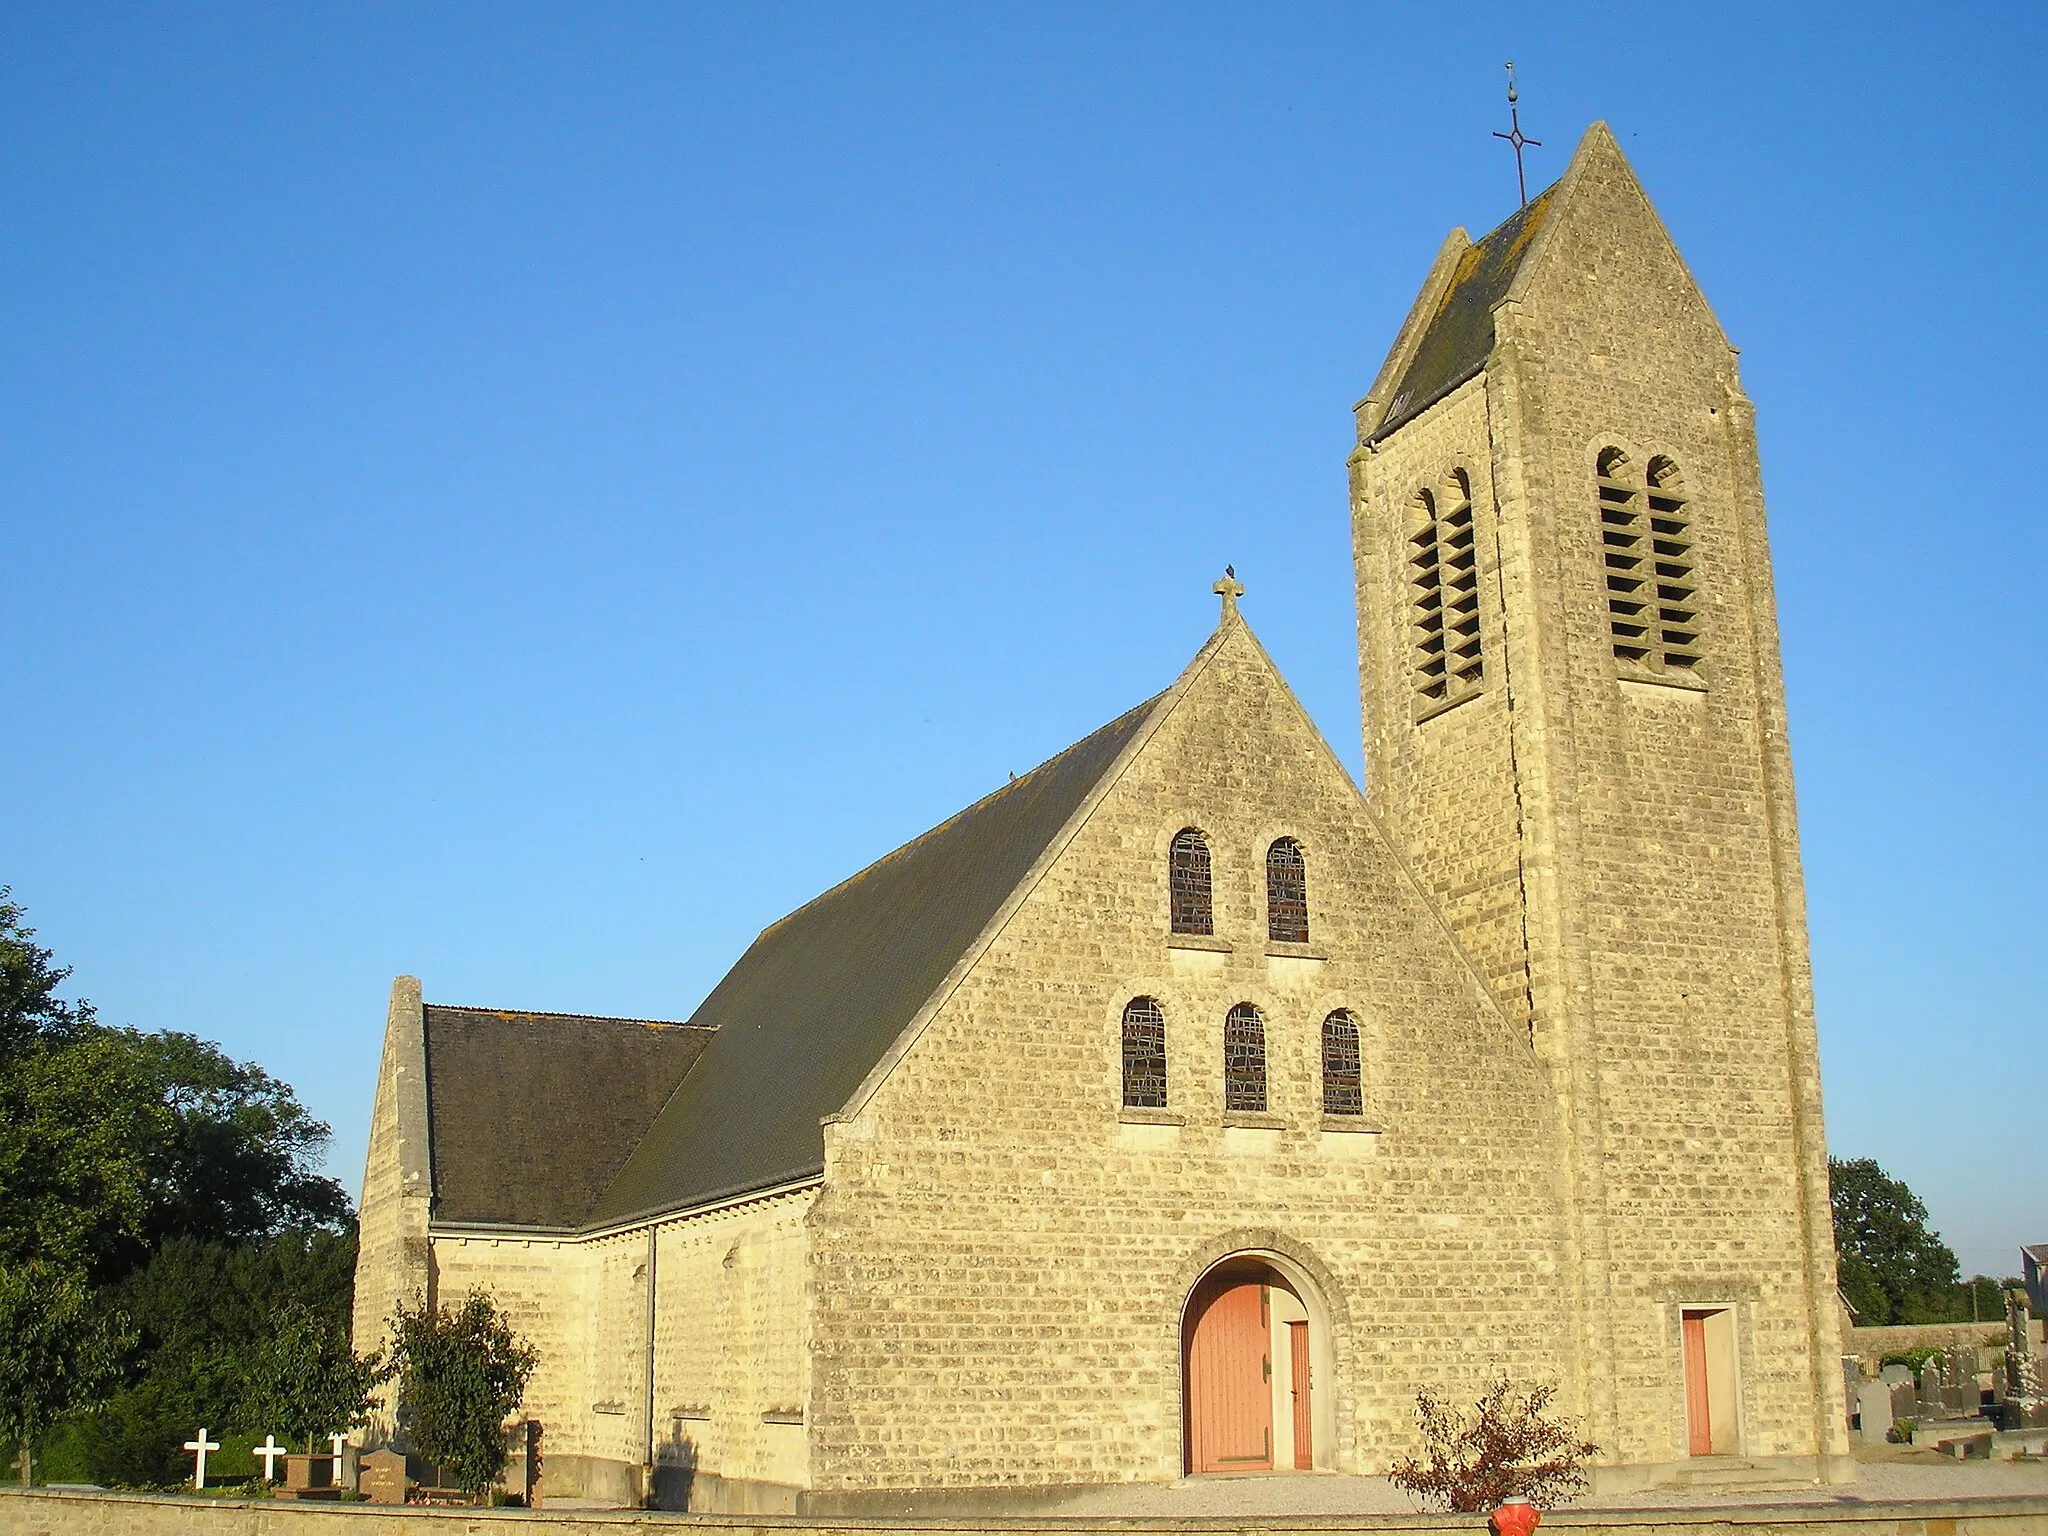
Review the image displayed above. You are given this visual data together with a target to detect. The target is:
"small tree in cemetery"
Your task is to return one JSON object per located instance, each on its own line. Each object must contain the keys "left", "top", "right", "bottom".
{"left": 0, "top": 1261, "right": 132, "bottom": 1484}
{"left": 1388, "top": 1374, "right": 1599, "bottom": 1512}
{"left": 241, "top": 1303, "right": 388, "bottom": 1455}
{"left": 388, "top": 1290, "right": 537, "bottom": 1503}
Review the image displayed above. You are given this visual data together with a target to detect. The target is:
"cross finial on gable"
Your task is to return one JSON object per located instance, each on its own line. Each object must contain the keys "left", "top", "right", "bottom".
{"left": 1213, "top": 565, "right": 1244, "bottom": 621}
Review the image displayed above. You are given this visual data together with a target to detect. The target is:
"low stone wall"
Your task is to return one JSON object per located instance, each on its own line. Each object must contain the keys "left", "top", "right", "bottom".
{"left": 1845, "top": 1323, "right": 2008, "bottom": 1372}
{"left": 6, "top": 1489, "right": 2048, "bottom": 1536}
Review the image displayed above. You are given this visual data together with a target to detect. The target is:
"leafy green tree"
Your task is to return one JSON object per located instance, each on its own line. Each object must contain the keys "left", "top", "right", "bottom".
{"left": 0, "top": 891, "right": 360, "bottom": 1485}
{"left": 1829, "top": 1156, "right": 1964, "bottom": 1325}
{"left": 0, "top": 889, "right": 94, "bottom": 1060}
{"left": 68, "top": 1229, "right": 360, "bottom": 1487}
{"left": 389, "top": 1292, "right": 538, "bottom": 1502}
{"left": 242, "top": 1304, "right": 387, "bottom": 1455}
{"left": 0, "top": 1261, "right": 132, "bottom": 1484}
{"left": 0, "top": 892, "right": 350, "bottom": 1286}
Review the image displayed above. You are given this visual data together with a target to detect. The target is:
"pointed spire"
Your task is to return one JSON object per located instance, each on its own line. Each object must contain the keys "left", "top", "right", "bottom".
{"left": 1213, "top": 565, "right": 1244, "bottom": 622}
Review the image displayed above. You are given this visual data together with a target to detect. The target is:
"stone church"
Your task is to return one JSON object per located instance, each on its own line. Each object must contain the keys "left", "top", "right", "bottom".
{"left": 353, "top": 124, "right": 1851, "bottom": 1510}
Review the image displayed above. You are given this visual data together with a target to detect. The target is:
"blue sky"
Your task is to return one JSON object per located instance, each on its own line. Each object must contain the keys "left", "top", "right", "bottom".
{"left": 3, "top": 3, "right": 2041, "bottom": 1278}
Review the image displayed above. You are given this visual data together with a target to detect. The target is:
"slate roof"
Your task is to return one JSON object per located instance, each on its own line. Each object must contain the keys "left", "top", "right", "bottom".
{"left": 1370, "top": 186, "right": 1556, "bottom": 443}
{"left": 584, "top": 693, "right": 1162, "bottom": 1228}
{"left": 421, "top": 1006, "right": 713, "bottom": 1230}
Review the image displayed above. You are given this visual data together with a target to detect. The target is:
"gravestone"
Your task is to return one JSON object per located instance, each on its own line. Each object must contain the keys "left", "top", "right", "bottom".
{"left": 1890, "top": 1378, "right": 1919, "bottom": 1422}
{"left": 1842, "top": 1358, "right": 1862, "bottom": 1432}
{"left": 1919, "top": 1359, "right": 1945, "bottom": 1415}
{"left": 1857, "top": 1380, "right": 1894, "bottom": 1444}
{"left": 281, "top": 1453, "right": 339, "bottom": 1500}
{"left": 360, "top": 1448, "right": 408, "bottom": 1506}
{"left": 1943, "top": 1347, "right": 1983, "bottom": 1417}
{"left": 1879, "top": 1363, "right": 1914, "bottom": 1387}
{"left": 2004, "top": 1290, "right": 2048, "bottom": 1430}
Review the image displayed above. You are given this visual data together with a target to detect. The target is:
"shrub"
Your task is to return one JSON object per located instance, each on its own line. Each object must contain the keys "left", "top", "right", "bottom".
{"left": 388, "top": 1291, "right": 536, "bottom": 1504}
{"left": 1388, "top": 1375, "right": 1599, "bottom": 1512}
{"left": 1880, "top": 1348, "right": 1941, "bottom": 1375}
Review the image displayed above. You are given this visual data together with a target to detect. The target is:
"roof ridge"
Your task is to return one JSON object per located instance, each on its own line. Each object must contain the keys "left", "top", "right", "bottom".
{"left": 423, "top": 1004, "right": 707, "bottom": 1030}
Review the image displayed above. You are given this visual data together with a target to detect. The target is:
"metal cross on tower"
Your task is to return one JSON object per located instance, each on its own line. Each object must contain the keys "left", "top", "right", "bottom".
{"left": 1492, "top": 61, "right": 1542, "bottom": 208}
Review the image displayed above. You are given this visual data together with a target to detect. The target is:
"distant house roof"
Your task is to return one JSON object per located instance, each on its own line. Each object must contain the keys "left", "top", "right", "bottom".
{"left": 584, "top": 694, "right": 1161, "bottom": 1228}
{"left": 1370, "top": 187, "right": 1555, "bottom": 443}
{"left": 421, "top": 1006, "right": 713, "bottom": 1230}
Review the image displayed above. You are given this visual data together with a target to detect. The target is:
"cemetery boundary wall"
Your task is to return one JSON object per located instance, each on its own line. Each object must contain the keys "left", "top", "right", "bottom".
{"left": 6, "top": 1490, "right": 2048, "bottom": 1536}
{"left": 1845, "top": 1325, "right": 2009, "bottom": 1372}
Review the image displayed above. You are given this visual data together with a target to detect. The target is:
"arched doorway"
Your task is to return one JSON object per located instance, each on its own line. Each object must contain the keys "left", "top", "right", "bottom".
{"left": 1182, "top": 1256, "right": 1325, "bottom": 1474}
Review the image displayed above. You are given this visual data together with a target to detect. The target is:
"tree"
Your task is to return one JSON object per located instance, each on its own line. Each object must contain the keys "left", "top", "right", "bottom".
{"left": 1829, "top": 1157, "right": 1963, "bottom": 1325}
{"left": 0, "top": 1261, "right": 132, "bottom": 1485}
{"left": 0, "top": 889, "right": 94, "bottom": 1060}
{"left": 389, "top": 1292, "right": 538, "bottom": 1503}
{"left": 1388, "top": 1375, "right": 1599, "bottom": 1512}
{"left": 242, "top": 1304, "right": 387, "bottom": 1455}
{"left": 0, "top": 891, "right": 351, "bottom": 1287}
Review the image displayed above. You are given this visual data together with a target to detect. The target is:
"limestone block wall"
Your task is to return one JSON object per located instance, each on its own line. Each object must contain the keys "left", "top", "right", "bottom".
{"left": 805, "top": 622, "right": 1577, "bottom": 1495}
{"left": 352, "top": 978, "right": 432, "bottom": 1442}
{"left": 1490, "top": 145, "right": 1842, "bottom": 1471}
{"left": 651, "top": 1187, "right": 816, "bottom": 1499}
{"left": 1349, "top": 379, "right": 1530, "bottom": 1035}
{"left": 429, "top": 1234, "right": 600, "bottom": 1467}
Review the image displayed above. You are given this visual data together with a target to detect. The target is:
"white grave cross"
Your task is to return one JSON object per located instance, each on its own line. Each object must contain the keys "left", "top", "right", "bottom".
{"left": 330, "top": 1433, "right": 348, "bottom": 1468}
{"left": 254, "top": 1435, "right": 287, "bottom": 1481}
{"left": 183, "top": 1428, "right": 221, "bottom": 1489}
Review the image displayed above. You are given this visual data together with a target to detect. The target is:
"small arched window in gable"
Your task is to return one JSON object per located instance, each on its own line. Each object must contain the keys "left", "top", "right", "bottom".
{"left": 1169, "top": 828, "right": 1213, "bottom": 936}
{"left": 1223, "top": 1003, "right": 1267, "bottom": 1113}
{"left": 1121, "top": 997, "right": 1167, "bottom": 1109}
{"left": 1266, "top": 838, "right": 1309, "bottom": 944}
{"left": 1410, "top": 470, "right": 1483, "bottom": 712}
{"left": 1645, "top": 457, "right": 1700, "bottom": 671}
{"left": 1321, "top": 1011, "right": 1363, "bottom": 1116}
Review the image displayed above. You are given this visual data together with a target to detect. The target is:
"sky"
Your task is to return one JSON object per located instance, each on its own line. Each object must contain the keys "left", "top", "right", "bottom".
{"left": 3, "top": 3, "right": 2042, "bottom": 1280}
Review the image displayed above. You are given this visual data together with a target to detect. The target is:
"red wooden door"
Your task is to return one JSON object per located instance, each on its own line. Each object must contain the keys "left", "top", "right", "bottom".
{"left": 1682, "top": 1314, "right": 1711, "bottom": 1456}
{"left": 1186, "top": 1278, "right": 1272, "bottom": 1473}
{"left": 1288, "top": 1319, "right": 1312, "bottom": 1469}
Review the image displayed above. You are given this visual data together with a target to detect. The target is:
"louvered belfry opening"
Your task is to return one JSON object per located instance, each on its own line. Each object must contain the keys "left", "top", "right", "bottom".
{"left": 1121, "top": 997, "right": 1167, "bottom": 1109}
{"left": 1646, "top": 457, "right": 1700, "bottom": 670}
{"left": 1223, "top": 1003, "right": 1267, "bottom": 1113}
{"left": 1599, "top": 447, "right": 1652, "bottom": 663}
{"left": 1321, "top": 1011, "right": 1363, "bottom": 1116}
{"left": 1410, "top": 470, "right": 1483, "bottom": 710}
{"left": 1603, "top": 448, "right": 1701, "bottom": 675}
{"left": 1169, "top": 828, "right": 1214, "bottom": 935}
{"left": 1265, "top": 838, "right": 1309, "bottom": 944}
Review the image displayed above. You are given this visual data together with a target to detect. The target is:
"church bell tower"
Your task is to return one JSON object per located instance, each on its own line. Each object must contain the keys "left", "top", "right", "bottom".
{"left": 1348, "top": 124, "right": 1851, "bottom": 1481}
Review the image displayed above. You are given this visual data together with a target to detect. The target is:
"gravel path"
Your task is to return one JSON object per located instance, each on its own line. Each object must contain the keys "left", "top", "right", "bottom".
{"left": 1048, "top": 1452, "right": 2048, "bottom": 1518}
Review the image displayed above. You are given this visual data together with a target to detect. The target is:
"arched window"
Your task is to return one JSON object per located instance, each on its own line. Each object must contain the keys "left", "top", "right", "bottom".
{"left": 1223, "top": 1003, "right": 1267, "bottom": 1113}
{"left": 1321, "top": 1011, "right": 1362, "bottom": 1116}
{"left": 1645, "top": 457, "right": 1700, "bottom": 671}
{"left": 1266, "top": 838, "right": 1309, "bottom": 944}
{"left": 1121, "top": 997, "right": 1167, "bottom": 1109}
{"left": 1409, "top": 469, "right": 1483, "bottom": 710}
{"left": 1169, "top": 828, "right": 1213, "bottom": 936}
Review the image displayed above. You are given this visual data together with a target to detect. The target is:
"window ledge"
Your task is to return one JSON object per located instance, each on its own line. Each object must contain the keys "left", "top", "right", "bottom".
{"left": 1320, "top": 1116, "right": 1383, "bottom": 1134}
{"left": 1617, "top": 666, "right": 1708, "bottom": 694}
{"left": 1118, "top": 1107, "right": 1185, "bottom": 1127}
{"left": 1221, "top": 1111, "right": 1288, "bottom": 1130}
{"left": 1415, "top": 686, "right": 1484, "bottom": 725}
{"left": 1166, "top": 932, "right": 1232, "bottom": 953}
{"left": 1266, "top": 942, "right": 1328, "bottom": 960}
